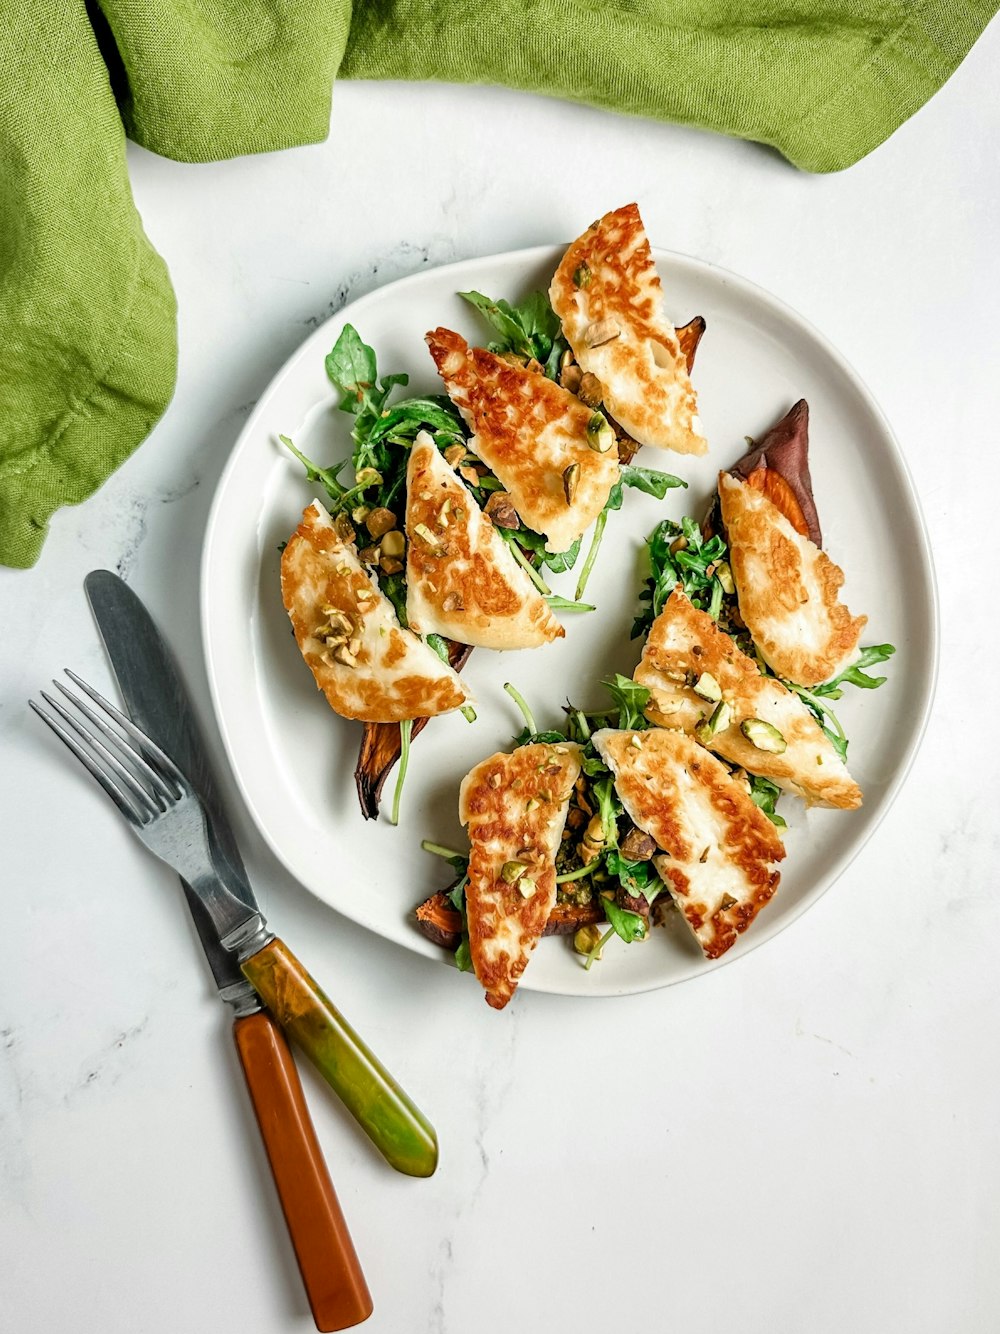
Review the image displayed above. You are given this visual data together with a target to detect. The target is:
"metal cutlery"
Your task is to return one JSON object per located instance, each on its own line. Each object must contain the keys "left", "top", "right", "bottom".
{"left": 30, "top": 573, "right": 440, "bottom": 1328}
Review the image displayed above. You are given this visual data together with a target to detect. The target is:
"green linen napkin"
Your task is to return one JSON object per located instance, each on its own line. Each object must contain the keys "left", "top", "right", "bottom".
{"left": 1, "top": 1, "right": 995, "bottom": 567}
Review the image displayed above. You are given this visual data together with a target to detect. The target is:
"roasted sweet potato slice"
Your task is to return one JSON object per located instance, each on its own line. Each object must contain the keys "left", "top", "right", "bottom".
{"left": 707, "top": 399, "right": 822, "bottom": 547}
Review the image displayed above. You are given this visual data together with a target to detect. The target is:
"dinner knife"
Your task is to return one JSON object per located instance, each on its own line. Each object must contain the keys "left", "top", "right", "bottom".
{"left": 84, "top": 576, "right": 437, "bottom": 1295}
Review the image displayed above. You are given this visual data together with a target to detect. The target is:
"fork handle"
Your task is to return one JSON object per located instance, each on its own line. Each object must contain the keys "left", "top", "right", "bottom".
{"left": 233, "top": 1011, "right": 374, "bottom": 1332}
{"left": 240, "top": 938, "right": 438, "bottom": 1178}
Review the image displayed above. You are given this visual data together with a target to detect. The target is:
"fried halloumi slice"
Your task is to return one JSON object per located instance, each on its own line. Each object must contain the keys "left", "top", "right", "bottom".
{"left": 550, "top": 203, "right": 707, "bottom": 456}
{"left": 718, "top": 472, "right": 866, "bottom": 688}
{"left": 281, "top": 500, "right": 469, "bottom": 723}
{"left": 405, "top": 433, "right": 563, "bottom": 650}
{"left": 426, "top": 327, "right": 618, "bottom": 553}
{"left": 634, "top": 589, "right": 862, "bottom": 809}
{"left": 592, "top": 728, "right": 784, "bottom": 960}
{"left": 459, "top": 742, "right": 583, "bottom": 1009}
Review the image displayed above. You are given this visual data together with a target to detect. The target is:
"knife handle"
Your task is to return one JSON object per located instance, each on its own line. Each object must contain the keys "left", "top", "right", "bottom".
{"left": 233, "top": 1010, "right": 374, "bottom": 1332}
{"left": 240, "top": 938, "right": 438, "bottom": 1178}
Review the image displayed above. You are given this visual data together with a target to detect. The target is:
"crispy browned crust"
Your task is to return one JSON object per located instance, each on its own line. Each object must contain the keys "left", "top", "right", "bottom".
{"left": 414, "top": 891, "right": 602, "bottom": 951}
{"left": 594, "top": 728, "right": 784, "bottom": 960}
{"left": 460, "top": 743, "right": 582, "bottom": 1009}
{"left": 719, "top": 473, "right": 866, "bottom": 688}
{"left": 280, "top": 503, "right": 468, "bottom": 723}
{"left": 405, "top": 437, "right": 563, "bottom": 648}
{"left": 635, "top": 589, "right": 862, "bottom": 809}
{"left": 706, "top": 400, "right": 821, "bottom": 547}
{"left": 426, "top": 328, "right": 617, "bottom": 552}
{"left": 549, "top": 203, "right": 706, "bottom": 455}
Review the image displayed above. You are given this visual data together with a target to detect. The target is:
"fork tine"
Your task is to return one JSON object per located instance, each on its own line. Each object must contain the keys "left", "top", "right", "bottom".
{"left": 53, "top": 679, "right": 175, "bottom": 804}
{"left": 40, "top": 691, "right": 161, "bottom": 821}
{"left": 64, "top": 669, "right": 187, "bottom": 794}
{"left": 29, "top": 700, "right": 145, "bottom": 825}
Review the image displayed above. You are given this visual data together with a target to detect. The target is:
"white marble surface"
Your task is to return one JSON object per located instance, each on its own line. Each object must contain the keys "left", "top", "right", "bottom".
{"left": 3, "top": 26, "right": 1000, "bottom": 1333}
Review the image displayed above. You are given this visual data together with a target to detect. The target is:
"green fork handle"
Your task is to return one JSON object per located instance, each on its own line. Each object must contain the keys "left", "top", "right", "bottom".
{"left": 241, "top": 938, "right": 438, "bottom": 1178}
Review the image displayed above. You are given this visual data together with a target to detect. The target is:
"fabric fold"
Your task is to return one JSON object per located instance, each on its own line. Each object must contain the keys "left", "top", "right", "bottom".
{"left": 1, "top": 0, "right": 996, "bottom": 566}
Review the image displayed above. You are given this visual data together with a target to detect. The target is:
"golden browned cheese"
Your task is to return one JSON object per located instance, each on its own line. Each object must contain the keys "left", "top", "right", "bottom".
{"left": 718, "top": 472, "right": 867, "bottom": 688}
{"left": 280, "top": 501, "right": 469, "bottom": 723}
{"left": 592, "top": 728, "right": 784, "bottom": 960}
{"left": 404, "top": 433, "right": 563, "bottom": 649}
{"left": 426, "top": 328, "right": 618, "bottom": 553}
{"left": 634, "top": 589, "right": 862, "bottom": 809}
{"left": 549, "top": 203, "right": 707, "bottom": 456}
{"left": 459, "top": 743, "right": 583, "bottom": 1009}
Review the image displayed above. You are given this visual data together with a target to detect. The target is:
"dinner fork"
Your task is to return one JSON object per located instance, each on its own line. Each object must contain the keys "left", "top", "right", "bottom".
{"left": 30, "top": 671, "right": 438, "bottom": 1179}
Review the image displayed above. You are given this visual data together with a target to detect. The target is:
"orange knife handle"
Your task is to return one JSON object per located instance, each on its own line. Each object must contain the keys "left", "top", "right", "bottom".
{"left": 233, "top": 1011, "right": 373, "bottom": 1332}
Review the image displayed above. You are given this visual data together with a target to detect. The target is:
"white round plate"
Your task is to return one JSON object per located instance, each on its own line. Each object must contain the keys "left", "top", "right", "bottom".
{"left": 201, "top": 246, "right": 937, "bottom": 998}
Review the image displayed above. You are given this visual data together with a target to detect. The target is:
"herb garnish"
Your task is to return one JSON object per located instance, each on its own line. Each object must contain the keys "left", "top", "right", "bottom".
{"left": 459, "top": 289, "right": 568, "bottom": 381}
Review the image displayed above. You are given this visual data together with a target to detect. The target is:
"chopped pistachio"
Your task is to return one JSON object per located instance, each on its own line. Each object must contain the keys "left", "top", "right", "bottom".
{"left": 351, "top": 504, "right": 372, "bottom": 525}
{"left": 694, "top": 699, "right": 733, "bottom": 744}
{"left": 577, "top": 372, "right": 604, "bottom": 408}
{"left": 414, "top": 522, "right": 442, "bottom": 550}
{"left": 518, "top": 877, "right": 537, "bottom": 899}
{"left": 500, "top": 860, "right": 528, "bottom": 884}
{"left": 488, "top": 772, "right": 502, "bottom": 789}
{"left": 715, "top": 561, "right": 735, "bottom": 595}
{"left": 693, "top": 672, "right": 723, "bottom": 703}
{"left": 562, "top": 462, "right": 580, "bottom": 505}
{"left": 573, "top": 924, "right": 605, "bottom": 958}
{"left": 332, "top": 643, "right": 357, "bottom": 667}
{"left": 583, "top": 814, "right": 605, "bottom": 848}
{"left": 333, "top": 513, "right": 355, "bottom": 543}
{"left": 442, "top": 591, "right": 464, "bottom": 613}
{"left": 357, "top": 544, "right": 380, "bottom": 566}
{"left": 572, "top": 263, "right": 592, "bottom": 289}
{"left": 741, "top": 718, "right": 787, "bottom": 753}
{"left": 354, "top": 467, "right": 382, "bottom": 488}
{"left": 628, "top": 734, "right": 643, "bottom": 750}
{"left": 366, "top": 507, "right": 396, "bottom": 539}
{"left": 586, "top": 412, "right": 615, "bottom": 453}
{"left": 443, "top": 443, "right": 466, "bottom": 467}
{"left": 380, "top": 556, "right": 403, "bottom": 575}
{"left": 380, "top": 530, "right": 405, "bottom": 558}
{"left": 583, "top": 318, "right": 621, "bottom": 348}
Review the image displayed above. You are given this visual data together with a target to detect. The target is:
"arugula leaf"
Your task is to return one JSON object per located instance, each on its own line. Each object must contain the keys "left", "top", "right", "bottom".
{"left": 545, "top": 595, "right": 595, "bottom": 614}
{"left": 783, "top": 679, "right": 850, "bottom": 761}
{"left": 746, "top": 774, "right": 787, "bottom": 830}
{"left": 632, "top": 517, "right": 730, "bottom": 638}
{"left": 325, "top": 325, "right": 382, "bottom": 415}
{"left": 505, "top": 525, "right": 582, "bottom": 573}
{"left": 811, "top": 644, "right": 896, "bottom": 699}
{"left": 591, "top": 777, "right": 621, "bottom": 850}
{"left": 602, "top": 674, "right": 652, "bottom": 731}
{"left": 454, "top": 937, "right": 474, "bottom": 972}
{"left": 604, "top": 849, "right": 661, "bottom": 902}
{"left": 601, "top": 895, "right": 648, "bottom": 944}
{"left": 367, "top": 397, "right": 464, "bottom": 448}
{"left": 443, "top": 874, "right": 475, "bottom": 972}
{"left": 459, "top": 289, "right": 568, "bottom": 380}
{"left": 606, "top": 464, "right": 687, "bottom": 512}
{"left": 426, "top": 633, "right": 450, "bottom": 664}
{"left": 279, "top": 435, "right": 349, "bottom": 504}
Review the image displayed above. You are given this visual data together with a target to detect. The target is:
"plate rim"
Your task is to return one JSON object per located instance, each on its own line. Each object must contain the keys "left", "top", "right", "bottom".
{"left": 200, "top": 243, "right": 940, "bottom": 998}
